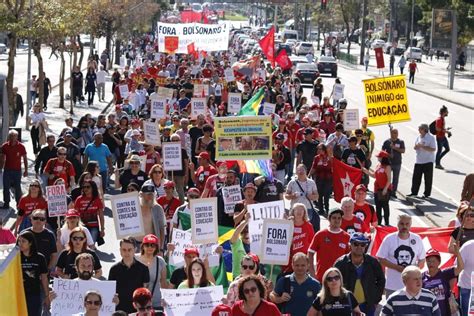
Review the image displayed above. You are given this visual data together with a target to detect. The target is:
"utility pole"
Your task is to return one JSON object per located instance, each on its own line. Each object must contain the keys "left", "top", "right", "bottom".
{"left": 410, "top": 0, "right": 415, "bottom": 47}
{"left": 359, "top": 0, "right": 368, "bottom": 65}
{"left": 449, "top": 12, "right": 457, "bottom": 90}
{"left": 303, "top": 3, "right": 309, "bottom": 41}
{"left": 25, "top": 0, "right": 33, "bottom": 131}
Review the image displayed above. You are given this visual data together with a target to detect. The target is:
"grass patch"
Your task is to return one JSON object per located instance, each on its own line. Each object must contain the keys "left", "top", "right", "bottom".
{"left": 224, "top": 13, "right": 247, "bottom": 21}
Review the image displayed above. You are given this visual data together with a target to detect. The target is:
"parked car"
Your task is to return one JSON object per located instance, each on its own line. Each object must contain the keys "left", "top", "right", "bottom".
{"left": 277, "top": 43, "right": 292, "bottom": 56}
{"left": 242, "top": 39, "right": 257, "bottom": 53}
{"left": 0, "top": 43, "right": 7, "bottom": 54}
{"left": 316, "top": 56, "right": 338, "bottom": 77}
{"left": 289, "top": 56, "right": 310, "bottom": 67}
{"left": 80, "top": 34, "right": 93, "bottom": 46}
{"left": 286, "top": 39, "right": 298, "bottom": 49}
{"left": 294, "top": 42, "right": 314, "bottom": 55}
{"left": 371, "top": 39, "right": 385, "bottom": 49}
{"left": 293, "top": 63, "right": 320, "bottom": 83}
{"left": 404, "top": 47, "right": 422, "bottom": 62}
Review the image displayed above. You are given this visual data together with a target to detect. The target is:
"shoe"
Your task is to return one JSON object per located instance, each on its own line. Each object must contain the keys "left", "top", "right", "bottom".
{"left": 421, "top": 195, "right": 430, "bottom": 199}
{"left": 435, "top": 164, "right": 444, "bottom": 170}
{"left": 406, "top": 193, "right": 417, "bottom": 197}
{"left": 391, "top": 193, "right": 398, "bottom": 199}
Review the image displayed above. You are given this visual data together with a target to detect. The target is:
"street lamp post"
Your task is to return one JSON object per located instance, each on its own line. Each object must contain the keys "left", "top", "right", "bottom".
{"left": 410, "top": 0, "right": 415, "bottom": 47}
{"left": 25, "top": 0, "right": 33, "bottom": 131}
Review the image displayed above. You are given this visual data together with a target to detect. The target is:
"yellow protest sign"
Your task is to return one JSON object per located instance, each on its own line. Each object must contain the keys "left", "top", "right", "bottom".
{"left": 214, "top": 116, "right": 272, "bottom": 160}
{"left": 362, "top": 75, "right": 410, "bottom": 126}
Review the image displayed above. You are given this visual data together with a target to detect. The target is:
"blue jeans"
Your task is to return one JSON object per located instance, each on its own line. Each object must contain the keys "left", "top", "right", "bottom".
{"left": 460, "top": 287, "right": 470, "bottom": 316}
{"left": 88, "top": 226, "right": 99, "bottom": 244}
{"left": 436, "top": 136, "right": 450, "bottom": 165}
{"left": 287, "top": 148, "right": 296, "bottom": 181}
{"left": 2, "top": 169, "right": 22, "bottom": 205}
{"left": 391, "top": 164, "right": 401, "bottom": 192}
{"left": 359, "top": 303, "right": 375, "bottom": 316}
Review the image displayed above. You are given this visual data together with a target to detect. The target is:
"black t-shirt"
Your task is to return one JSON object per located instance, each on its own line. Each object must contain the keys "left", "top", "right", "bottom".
{"left": 108, "top": 259, "right": 150, "bottom": 313}
{"left": 119, "top": 169, "right": 149, "bottom": 193}
{"left": 72, "top": 71, "right": 83, "bottom": 87}
{"left": 103, "top": 132, "right": 120, "bottom": 153}
{"left": 170, "top": 266, "right": 187, "bottom": 287}
{"left": 182, "top": 82, "right": 194, "bottom": 99}
{"left": 341, "top": 148, "right": 366, "bottom": 169}
{"left": 206, "top": 141, "right": 216, "bottom": 163}
{"left": 276, "top": 146, "right": 291, "bottom": 171}
{"left": 189, "top": 126, "right": 204, "bottom": 164}
{"left": 56, "top": 249, "right": 102, "bottom": 279}
{"left": 297, "top": 140, "right": 319, "bottom": 171}
{"left": 382, "top": 138, "right": 405, "bottom": 165}
{"left": 256, "top": 179, "right": 285, "bottom": 203}
{"left": 23, "top": 228, "right": 57, "bottom": 267}
{"left": 313, "top": 84, "right": 323, "bottom": 100}
{"left": 451, "top": 227, "right": 474, "bottom": 247}
{"left": 44, "top": 78, "right": 51, "bottom": 94}
{"left": 216, "top": 186, "right": 240, "bottom": 227}
{"left": 312, "top": 292, "right": 358, "bottom": 316}
{"left": 21, "top": 252, "right": 48, "bottom": 295}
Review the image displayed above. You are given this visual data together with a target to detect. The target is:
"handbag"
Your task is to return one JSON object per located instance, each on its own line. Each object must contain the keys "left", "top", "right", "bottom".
{"left": 449, "top": 293, "right": 460, "bottom": 316}
{"left": 295, "top": 180, "right": 320, "bottom": 231}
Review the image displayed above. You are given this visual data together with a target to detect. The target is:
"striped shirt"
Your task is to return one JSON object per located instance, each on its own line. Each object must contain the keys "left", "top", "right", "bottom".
{"left": 381, "top": 288, "right": 441, "bottom": 316}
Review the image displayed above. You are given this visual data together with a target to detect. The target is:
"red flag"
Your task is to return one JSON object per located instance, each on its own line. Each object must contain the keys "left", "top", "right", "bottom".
{"left": 164, "top": 36, "right": 179, "bottom": 54}
{"left": 275, "top": 49, "right": 293, "bottom": 70}
{"left": 332, "top": 159, "right": 362, "bottom": 202}
{"left": 259, "top": 26, "right": 275, "bottom": 67}
{"left": 374, "top": 47, "right": 385, "bottom": 69}
{"left": 187, "top": 43, "right": 195, "bottom": 55}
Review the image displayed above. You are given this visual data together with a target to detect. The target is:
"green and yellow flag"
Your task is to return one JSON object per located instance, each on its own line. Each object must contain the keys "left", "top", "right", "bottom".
{"left": 238, "top": 87, "right": 265, "bottom": 116}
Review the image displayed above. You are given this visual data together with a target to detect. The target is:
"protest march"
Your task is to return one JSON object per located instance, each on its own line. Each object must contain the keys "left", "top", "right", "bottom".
{"left": 0, "top": 3, "right": 474, "bottom": 316}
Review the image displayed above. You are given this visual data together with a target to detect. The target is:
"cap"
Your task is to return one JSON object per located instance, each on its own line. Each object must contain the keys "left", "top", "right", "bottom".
{"left": 93, "top": 131, "right": 102, "bottom": 137}
{"left": 164, "top": 181, "right": 175, "bottom": 189}
{"left": 129, "top": 154, "right": 141, "bottom": 162}
{"left": 140, "top": 184, "right": 155, "bottom": 194}
{"left": 216, "top": 161, "right": 227, "bottom": 169}
{"left": 64, "top": 132, "right": 73, "bottom": 137}
{"left": 196, "top": 152, "right": 210, "bottom": 160}
{"left": 301, "top": 116, "right": 310, "bottom": 122}
{"left": 355, "top": 184, "right": 367, "bottom": 192}
{"left": 131, "top": 129, "right": 141, "bottom": 136}
{"left": 304, "top": 128, "right": 313, "bottom": 135}
{"left": 184, "top": 248, "right": 200, "bottom": 256}
{"left": 187, "top": 187, "right": 201, "bottom": 196}
{"left": 66, "top": 209, "right": 80, "bottom": 218}
{"left": 131, "top": 118, "right": 140, "bottom": 125}
{"left": 350, "top": 232, "right": 370, "bottom": 244}
{"left": 211, "top": 304, "right": 232, "bottom": 316}
{"left": 244, "top": 183, "right": 257, "bottom": 191}
{"left": 275, "top": 133, "right": 285, "bottom": 140}
{"left": 426, "top": 248, "right": 441, "bottom": 259}
{"left": 247, "top": 252, "right": 260, "bottom": 265}
{"left": 324, "top": 110, "right": 332, "bottom": 115}
{"left": 376, "top": 150, "right": 390, "bottom": 158}
{"left": 142, "top": 234, "right": 159, "bottom": 245}
{"left": 328, "top": 208, "right": 344, "bottom": 217}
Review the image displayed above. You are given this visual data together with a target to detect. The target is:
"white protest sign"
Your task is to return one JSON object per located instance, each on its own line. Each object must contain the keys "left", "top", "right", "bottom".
{"left": 222, "top": 185, "right": 242, "bottom": 214}
{"left": 333, "top": 83, "right": 345, "bottom": 100}
{"left": 157, "top": 22, "right": 230, "bottom": 54}
{"left": 150, "top": 97, "right": 166, "bottom": 119}
{"left": 311, "top": 96, "right": 320, "bottom": 105}
{"left": 190, "top": 197, "right": 218, "bottom": 244}
{"left": 110, "top": 192, "right": 145, "bottom": 239}
{"left": 469, "top": 272, "right": 474, "bottom": 315}
{"left": 118, "top": 84, "right": 129, "bottom": 99}
{"left": 46, "top": 185, "right": 68, "bottom": 217}
{"left": 262, "top": 102, "right": 276, "bottom": 115}
{"left": 143, "top": 121, "right": 161, "bottom": 146}
{"left": 193, "top": 84, "right": 209, "bottom": 97}
{"left": 260, "top": 219, "right": 294, "bottom": 265}
{"left": 228, "top": 92, "right": 242, "bottom": 113}
{"left": 161, "top": 286, "right": 224, "bottom": 316}
{"left": 139, "top": 155, "right": 147, "bottom": 173}
{"left": 162, "top": 142, "right": 183, "bottom": 171}
{"left": 169, "top": 229, "right": 219, "bottom": 268}
{"left": 119, "top": 55, "right": 126, "bottom": 68}
{"left": 191, "top": 98, "right": 207, "bottom": 118}
{"left": 158, "top": 86, "right": 174, "bottom": 100}
{"left": 248, "top": 200, "right": 286, "bottom": 256}
{"left": 51, "top": 278, "right": 116, "bottom": 316}
{"left": 236, "top": 81, "right": 245, "bottom": 92}
{"left": 343, "top": 109, "right": 360, "bottom": 131}
{"left": 224, "top": 68, "right": 235, "bottom": 82}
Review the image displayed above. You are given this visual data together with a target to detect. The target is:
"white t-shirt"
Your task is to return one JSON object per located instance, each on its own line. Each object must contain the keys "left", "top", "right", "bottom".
{"left": 96, "top": 70, "right": 107, "bottom": 84}
{"left": 286, "top": 178, "right": 318, "bottom": 210}
{"left": 458, "top": 239, "right": 474, "bottom": 289}
{"left": 214, "top": 83, "right": 222, "bottom": 96}
{"left": 414, "top": 133, "right": 437, "bottom": 164}
{"left": 376, "top": 232, "right": 426, "bottom": 290}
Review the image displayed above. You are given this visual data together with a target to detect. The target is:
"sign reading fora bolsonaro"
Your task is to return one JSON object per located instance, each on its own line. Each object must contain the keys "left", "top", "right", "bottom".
{"left": 362, "top": 75, "right": 410, "bottom": 126}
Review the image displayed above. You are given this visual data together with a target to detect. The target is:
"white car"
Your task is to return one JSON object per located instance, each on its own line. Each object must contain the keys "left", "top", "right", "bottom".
{"left": 405, "top": 47, "right": 422, "bottom": 62}
{"left": 0, "top": 43, "right": 7, "bottom": 54}
{"left": 286, "top": 39, "right": 298, "bottom": 49}
{"left": 371, "top": 39, "right": 385, "bottom": 49}
{"left": 294, "top": 42, "right": 314, "bottom": 55}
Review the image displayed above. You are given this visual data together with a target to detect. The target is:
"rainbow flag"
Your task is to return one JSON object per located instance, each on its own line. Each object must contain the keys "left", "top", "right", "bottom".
{"left": 237, "top": 160, "right": 273, "bottom": 179}
{"left": 238, "top": 87, "right": 265, "bottom": 116}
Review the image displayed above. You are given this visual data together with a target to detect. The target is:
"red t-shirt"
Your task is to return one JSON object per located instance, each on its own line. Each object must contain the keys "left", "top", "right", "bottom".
{"left": 17, "top": 196, "right": 48, "bottom": 217}
{"left": 203, "top": 174, "right": 226, "bottom": 198}
{"left": 353, "top": 202, "right": 377, "bottom": 228}
{"left": 157, "top": 196, "right": 181, "bottom": 221}
{"left": 74, "top": 195, "right": 104, "bottom": 227}
{"left": 311, "top": 154, "right": 333, "bottom": 179}
{"left": 286, "top": 123, "right": 301, "bottom": 147}
{"left": 308, "top": 229, "right": 350, "bottom": 281}
{"left": 43, "top": 158, "right": 76, "bottom": 188}
{"left": 202, "top": 68, "right": 213, "bottom": 78}
{"left": 145, "top": 152, "right": 161, "bottom": 174}
{"left": 341, "top": 216, "right": 370, "bottom": 235}
{"left": 0, "top": 228, "right": 16, "bottom": 245}
{"left": 409, "top": 62, "right": 417, "bottom": 72}
{"left": 374, "top": 164, "right": 391, "bottom": 192}
{"left": 231, "top": 299, "right": 280, "bottom": 316}
{"left": 0, "top": 141, "right": 26, "bottom": 171}
{"left": 194, "top": 165, "right": 218, "bottom": 192}
{"left": 283, "top": 221, "right": 315, "bottom": 273}
{"left": 435, "top": 117, "right": 445, "bottom": 138}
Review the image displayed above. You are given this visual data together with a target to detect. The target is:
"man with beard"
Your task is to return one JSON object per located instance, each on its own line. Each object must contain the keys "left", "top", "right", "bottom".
{"left": 376, "top": 214, "right": 426, "bottom": 297}
{"left": 139, "top": 184, "right": 166, "bottom": 249}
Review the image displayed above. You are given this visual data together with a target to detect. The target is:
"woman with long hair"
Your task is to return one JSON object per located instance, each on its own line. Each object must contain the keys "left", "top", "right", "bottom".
{"left": 15, "top": 179, "right": 47, "bottom": 234}
{"left": 309, "top": 143, "right": 333, "bottom": 215}
{"left": 77, "top": 116, "right": 93, "bottom": 155}
{"left": 17, "top": 230, "right": 50, "bottom": 316}
{"left": 55, "top": 226, "right": 102, "bottom": 279}
{"left": 231, "top": 275, "right": 280, "bottom": 316}
{"left": 195, "top": 124, "right": 214, "bottom": 156}
{"left": 143, "top": 164, "right": 170, "bottom": 197}
{"left": 71, "top": 172, "right": 94, "bottom": 204}
{"left": 74, "top": 180, "right": 104, "bottom": 244}
{"left": 116, "top": 116, "right": 129, "bottom": 168}
{"left": 57, "top": 209, "right": 94, "bottom": 251}
{"left": 86, "top": 160, "right": 104, "bottom": 200}
{"left": 80, "top": 290, "right": 103, "bottom": 316}
{"left": 216, "top": 103, "right": 228, "bottom": 117}
{"left": 85, "top": 67, "right": 97, "bottom": 106}
{"left": 178, "top": 258, "right": 213, "bottom": 289}
{"left": 307, "top": 267, "right": 361, "bottom": 316}
{"left": 30, "top": 103, "right": 48, "bottom": 155}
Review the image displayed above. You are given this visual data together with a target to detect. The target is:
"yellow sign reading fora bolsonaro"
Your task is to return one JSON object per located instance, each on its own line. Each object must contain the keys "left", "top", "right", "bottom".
{"left": 362, "top": 75, "right": 410, "bottom": 126}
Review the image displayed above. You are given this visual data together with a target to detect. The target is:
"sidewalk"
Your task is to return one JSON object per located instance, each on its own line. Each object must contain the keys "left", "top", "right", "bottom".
{"left": 0, "top": 76, "right": 115, "bottom": 228}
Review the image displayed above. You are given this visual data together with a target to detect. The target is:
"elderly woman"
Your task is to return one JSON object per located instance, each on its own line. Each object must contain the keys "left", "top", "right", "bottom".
{"left": 143, "top": 164, "right": 171, "bottom": 197}
{"left": 231, "top": 275, "right": 280, "bottom": 316}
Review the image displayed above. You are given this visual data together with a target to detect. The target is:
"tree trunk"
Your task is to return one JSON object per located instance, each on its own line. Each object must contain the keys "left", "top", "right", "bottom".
{"left": 33, "top": 42, "right": 44, "bottom": 108}
{"left": 114, "top": 38, "right": 121, "bottom": 68}
{"left": 59, "top": 50, "right": 65, "bottom": 108}
{"left": 78, "top": 35, "right": 84, "bottom": 69}
{"left": 346, "top": 23, "right": 352, "bottom": 54}
{"left": 6, "top": 33, "right": 17, "bottom": 127}
{"left": 69, "top": 52, "right": 74, "bottom": 115}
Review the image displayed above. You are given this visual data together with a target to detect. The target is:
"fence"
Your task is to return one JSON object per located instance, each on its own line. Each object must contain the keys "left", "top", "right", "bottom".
{"left": 338, "top": 51, "right": 358, "bottom": 68}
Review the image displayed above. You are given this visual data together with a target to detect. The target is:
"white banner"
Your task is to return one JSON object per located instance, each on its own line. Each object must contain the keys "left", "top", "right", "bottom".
{"left": 333, "top": 83, "right": 345, "bottom": 100}
{"left": 260, "top": 219, "right": 294, "bottom": 265}
{"left": 161, "top": 286, "right": 224, "bottom": 316}
{"left": 162, "top": 142, "right": 183, "bottom": 171}
{"left": 191, "top": 98, "right": 207, "bottom": 118}
{"left": 150, "top": 97, "right": 167, "bottom": 119}
{"left": 118, "top": 84, "right": 129, "bottom": 99}
{"left": 193, "top": 84, "right": 209, "bottom": 97}
{"left": 51, "top": 278, "right": 116, "bottom": 316}
{"left": 46, "top": 185, "right": 68, "bottom": 217}
{"left": 110, "top": 192, "right": 145, "bottom": 239}
{"left": 343, "top": 109, "right": 360, "bottom": 131}
{"left": 262, "top": 102, "right": 276, "bottom": 116}
{"left": 248, "top": 200, "right": 286, "bottom": 256}
{"left": 157, "top": 86, "right": 174, "bottom": 100}
{"left": 224, "top": 68, "right": 235, "bottom": 82}
{"left": 157, "top": 22, "right": 230, "bottom": 54}
{"left": 169, "top": 228, "right": 219, "bottom": 268}
{"left": 228, "top": 92, "right": 242, "bottom": 113}
{"left": 143, "top": 121, "right": 161, "bottom": 146}
{"left": 190, "top": 197, "right": 218, "bottom": 244}
{"left": 222, "top": 185, "right": 242, "bottom": 214}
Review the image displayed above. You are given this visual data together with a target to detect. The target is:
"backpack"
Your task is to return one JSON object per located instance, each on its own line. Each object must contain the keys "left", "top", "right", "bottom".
{"left": 277, "top": 275, "right": 292, "bottom": 312}
{"left": 429, "top": 120, "right": 437, "bottom": 134}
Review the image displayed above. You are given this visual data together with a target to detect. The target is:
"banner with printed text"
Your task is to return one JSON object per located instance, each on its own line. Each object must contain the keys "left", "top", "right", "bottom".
{"left": 161, "top": 286, "right": 224, "bottom": 316}
{"left": 110, "top": 192, "right": 145, "bottom": 239}
{"left": 261, "top": 219, "right": 294, "bottom": 265}
{"left": 157, "top": 22, "right": 230, "bottom": 54}
{"left": 362, "top": 75, "right": 410, "bottom": 126}
{"left": 46, "top": 185, "right": 68, "bottom": 217}
{"left": 190, "top": 197, "right": 218, "bottom": 244}
{"left": 214, "top": 116, "right": 272, "bottom": 160}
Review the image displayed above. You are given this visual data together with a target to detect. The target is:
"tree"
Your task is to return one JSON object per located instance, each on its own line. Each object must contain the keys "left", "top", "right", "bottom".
{"left": 338, "top": 0, "right": 362, "bottom": 54}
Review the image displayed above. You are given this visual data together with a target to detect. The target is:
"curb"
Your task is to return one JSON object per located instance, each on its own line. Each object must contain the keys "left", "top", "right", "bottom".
{"left": 394, "top": 191, "right": 442, "bottom": 228}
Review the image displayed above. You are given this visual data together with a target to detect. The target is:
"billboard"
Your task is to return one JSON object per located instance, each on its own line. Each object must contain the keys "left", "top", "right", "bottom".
{"left": 431, "top": 9, "right": 453, "bottom": 50}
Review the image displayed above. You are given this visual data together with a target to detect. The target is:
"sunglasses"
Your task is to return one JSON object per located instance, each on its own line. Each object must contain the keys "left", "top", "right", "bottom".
{"left": 85, "top": 300, "right": 101, "bottom": 306}
{"left": 153, "top": 170, "right": 163, "bottom": 174}
{"left": 32, "top": 216, "right": 46, "bottom": 221}
{"left": 465, "top": 213, "right": 474, "bottom": 218}
{"left": 143, "top": 243, "right": 157, "bottom": 248}
{"left": 241, "top": 264, "right": 255, "bottom": 270}
{"left": 127, "top": 188, "right": 137, "bottom": 192}
{"left": 138, "top": 306, "right": 153, "bottom": 312}
{"left": 58, "top": 153, "right": 67, "bottom": 156}
{"left": 326, "top": 275, "right": 341, "bottom": 282}
{"left": 82, "top": 185, "right": 91, "bottom": 189}
{"left": 30, "top": 184, "right": 40, "bottom": 188}
{"left": 352, "top": 242, "right": 368, "bottom": 247}
{"left": 243, "top": 287, "right": 258, "bottom": 295}
{"left": 72, "top": 236, "right": 86, "bottom": 241}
